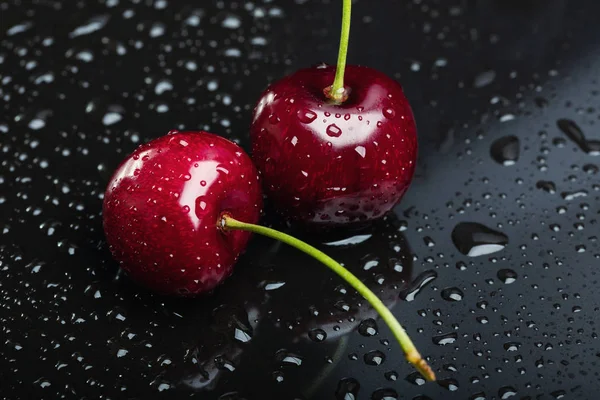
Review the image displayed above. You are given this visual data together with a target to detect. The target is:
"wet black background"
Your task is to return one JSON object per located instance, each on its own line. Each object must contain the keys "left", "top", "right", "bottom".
{"left": 1, "top": 0, "right": 599, "bottom": 399}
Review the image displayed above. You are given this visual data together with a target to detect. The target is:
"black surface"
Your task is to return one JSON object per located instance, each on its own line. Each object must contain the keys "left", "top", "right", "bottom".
{"left": 1, "top": 0, "right": 599, "bottom": 399}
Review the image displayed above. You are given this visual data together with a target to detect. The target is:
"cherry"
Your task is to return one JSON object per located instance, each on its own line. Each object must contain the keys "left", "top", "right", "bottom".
{"left": 102, "top": 131, "right": 262, "bottom": 296}
{"left": 250, "top": 0, "right": 417, "bottom": 228}
{"left": 250, "top": 64, "right": 417, "bottom": 227}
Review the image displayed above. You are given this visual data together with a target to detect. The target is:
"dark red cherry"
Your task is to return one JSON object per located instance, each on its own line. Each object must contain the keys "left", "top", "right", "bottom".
{"left": 250, "top": 64, "right": 418, "bottom": 228}
{"left": 102, "top": 131, "right": 262, "bottom": 296}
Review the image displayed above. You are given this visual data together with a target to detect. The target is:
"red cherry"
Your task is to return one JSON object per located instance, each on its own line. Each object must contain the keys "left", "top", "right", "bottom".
{"left": 250, "top": 64, "right": 418, "bottom": 228}
{"left": 102, "top": 131, "right": 262, "bottom": 296}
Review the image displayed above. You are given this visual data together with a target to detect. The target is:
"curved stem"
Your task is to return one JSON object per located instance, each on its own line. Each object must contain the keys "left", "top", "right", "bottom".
{"left": 330, "top": 0, "right": 352, "bottom": 102}
{"left": 220, "top": 214, "right": 436, "bottom": 381}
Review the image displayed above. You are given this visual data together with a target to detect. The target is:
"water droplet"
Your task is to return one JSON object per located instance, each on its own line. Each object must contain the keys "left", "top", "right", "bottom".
{"left": 308, "top": 328, "right": 327, "bottom": 342}
{"left": 382, "top": 108, "right": 396, "bottom": 119}
{"left": 451, "top": 222, "right": 508, "bottom": 257}
{"left": 469, "top": 393, "right": 487, "bottom": 400}
{"left": 473, "top": 70, "right": 496, "bottom": 88}
{"left": 441, "top": 287, "right": 464, "bottom": 302}
{"left": 364, "top": 350, "right": 386, "bottom": 366}
{"left": 497, "top": 269, "right": 517, "bottom": 284}
{"left": 557, "top": 119, "right": 600, "bottom": 156}
{"left": 399, "top": 270, "right": 438, "bottom": 301}
{"left": 336, "top": 378, "right": 359, "bottom": 400}
{"left": 102, "top": 111, "right": 122, "bottom": 126}
{"left": 561, "top": 190, "right": 588, "bottom": 201}
{"left": 371, "top": 388, "right": 398, "bottom": 400}
{"left": 583, "top": 164, "right": 599, "bottom": 174}
{"left": 536, "top": 180, "right": 557, "bottom": 194}
{"left": 358, "top": 318, "right": 378, "bottom": 336}
{"left": 222, "top": 15, "right": 241, "bottom": 29}
{"left": 384, "top": 371, "right": 398, "bottom": 381}
{"left": 355, "top": 146, "right": 367, "bottom": 158}
{"left": 432, "top": 332, "right": 458, "bottom": 345}
{"left": 498, "top": 386, "right": 517, "bottom": 399}
{"left": 490, "top": 136, "right": 520, "bottom": 166}
{"left": 405, "top": 371, "right": 427, "bottom": 386}
{"left": 69, "top": 14, "right": 110, "bottom": 38}
{"left": 264, "top": 281, "right": 285, "bottom": 291}
{"left": 438, "top": 378, "right": 459, "bottom": 391}
{"left": 297, "top": 109, "right": 317, "bottom": 123}
{"left": 503, "top": 342, "right": 521, "bottom": 351}
{"left": 326, "top": 124, "right": 342, "bottom": 137}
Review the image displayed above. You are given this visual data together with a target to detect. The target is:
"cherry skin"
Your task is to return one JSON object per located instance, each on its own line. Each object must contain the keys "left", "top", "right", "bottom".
{"left": 102, "top": 131, "right": 262, "bottom": 296}
{"left": 250, "top": 64, "right": 418, "bottom": 228}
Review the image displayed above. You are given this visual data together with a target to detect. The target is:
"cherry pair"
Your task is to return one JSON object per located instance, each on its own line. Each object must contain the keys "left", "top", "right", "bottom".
{"left": 102, "top": 0, "right": 432, "bottom": 381}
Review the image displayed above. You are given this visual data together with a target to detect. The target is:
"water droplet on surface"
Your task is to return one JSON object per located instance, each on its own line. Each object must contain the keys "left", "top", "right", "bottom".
{"left": 358, "top": 318, "right": 378, "bottom": 337}
{"left": 557, "top": 119, "right": 600, "bottom": 155}
{"left": 503, "top": 342, "right": 521, "bottom": 351}
{"left": 498, "top": 386, "right": 517, "bottom": 399}
{"left": 451, "top": 222, "right": 508, "bottom": 257}
{"left": 432, "top": 332, "right": 458, "bottom": 345}
{"left": 469, "top": 393, "right": 487, "bottom": 400}
{"left": 382, "top": 108, "right": 396, "bottom": 119}
{"left": 536, "top": 180, "right": 557, "bottom": 194}
{"left": 497, "top": 269, "right": 517, "bottom": 284}
{"left": 399, "top": 270, "right": 437, "bottom": 301}
{"left": 326, "top": 124, "right": 342, "bottom": 137}
{"left": 364, "top": 350, "right": 386, "bottom": 366}
{"left": 308, "top": 328, "right": 327, "bottom": 342}
{"left": 438, "top": 378, "right": 459, "bottom": 391}
{"left": 371, "top": 388, "right": 398, "bottom": 400}
{"left": 490, "top": 136, "right": 520, "bottom": 166}
{"left": 405, "top": 371, "right": 427, "bottom": 386}
{"left": 473, "top": 70, "right": 496, "bottom": 87}
{"left": 335, "top": 377, "right": 360, "bottom": 400}
{"left": 354, "top": 146, "right": 367, "bottom": 158}
{"left": 297, "top": 109, "right": 317, "bottom": 123}
{"left": 441, "top": 287, "right": 464, "bottom": 301}
{"left": 561, "top": 190, "right": 588, "bottom": 201}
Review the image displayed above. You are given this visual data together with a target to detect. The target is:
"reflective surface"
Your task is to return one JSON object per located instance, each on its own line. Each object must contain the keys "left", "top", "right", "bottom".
{"left": 1, "top": 0, "right": 600, "bottom": 399}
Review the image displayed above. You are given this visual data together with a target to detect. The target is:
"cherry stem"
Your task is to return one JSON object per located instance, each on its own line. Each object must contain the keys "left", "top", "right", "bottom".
{"left": 329, "top": 0, "right": 352, "bottom": 103}
{"left": 220, "top": 214, "right": 436, "bottom": 382}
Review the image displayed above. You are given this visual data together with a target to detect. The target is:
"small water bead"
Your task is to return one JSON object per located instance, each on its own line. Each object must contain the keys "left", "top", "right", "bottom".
{"left": 297, "top": 109, "right": 317, "bottom": 123}
{"left": 432, "top": 332, "right": 458, "bottom": 346}
{"left": 335, "top": 378, "right": 360, "bottom": 400}
{"left": 308, "top": 328, "right": 327, "bottom": 342}
{"left": 382, "top": 107, "right": 396, "bottom": 119}
{"left": 497, "top": 269, "right": 517, "bottom": 284}
{"left": 490, "top": 135, "right": 520, "bottom": 166}
{"left": 405, "top": 371, "right": 426, "bottom": 386}
{"left": 438, "top": 378, "right": 459, "bottom": 391}
{"left": 498, "top": 386, "right": 517, "bottom": 399}
{"left": 583, "top": 164, "right": 599, "bottom": 174}
{"left": 364, "top": 350, "right": 386, "bottom": 366}
{"left": 469, "top": 393, "right": 487, "bottom": 400}
{"left": 358, "top": 318, "right": 378, "bottom": 337}
{"left": 384, "top": 370, "right": 398, "bottom": 381}
{"left": 536, "top": 180, "right": 556, "bottom": 194}
{"left": 451, "top": 222, "right": 508, "bottom": 257}
{"left": 441, "top": 287, "right": 464, "bottom": 302}
{"left": 503, "top": 342, "right": 521, "bottom": 351}
{"left": 371, "top": 388, "right": 398, "bottom": 400}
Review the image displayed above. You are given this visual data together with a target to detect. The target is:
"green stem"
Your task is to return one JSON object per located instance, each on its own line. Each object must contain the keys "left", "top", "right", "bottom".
{"left": 220, "top": 214, "right": 436, "bottom": 381}
{"left": 330, "top": 0, "right": 352, "bottom": 102}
